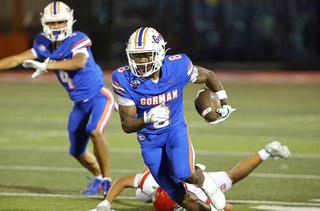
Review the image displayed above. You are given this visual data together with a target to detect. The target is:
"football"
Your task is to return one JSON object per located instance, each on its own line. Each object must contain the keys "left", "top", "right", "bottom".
{"left": 194, "top": 88, "right": 221, "bottom": 122}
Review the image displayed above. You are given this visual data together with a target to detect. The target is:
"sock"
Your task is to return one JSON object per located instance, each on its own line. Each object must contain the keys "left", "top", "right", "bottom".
{"left": 101, "top": 177, "right": 112, "bottom": 182}
{"left": 258, "top": 149, "right": 271, "bottom": 161}
{"left": 95, "top": 175, "right": 102, "bottom": 180}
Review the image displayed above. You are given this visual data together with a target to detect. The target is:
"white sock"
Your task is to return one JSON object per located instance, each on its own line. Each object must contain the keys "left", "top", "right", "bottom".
{"left": 258, "top": 149, "right": 270, "bottom": 161}
{"left": 95, "top": 175, "right": 102, "bottom": 180}
{"left": 101, "top": 177, "right": 112, "bottom": 182}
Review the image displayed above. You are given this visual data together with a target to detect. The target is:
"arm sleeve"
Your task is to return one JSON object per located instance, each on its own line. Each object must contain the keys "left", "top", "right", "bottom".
{"left": 31, "top": 48, "right": 38, "bottom": 58}
{"left": 189, "top": 65, "right": 199, "bottom": 83}
{"left": 118, "top": 95, "right": 135, "bottom": 106}
{"left": 72, "top": 47, "right": 89, "bottom": 58}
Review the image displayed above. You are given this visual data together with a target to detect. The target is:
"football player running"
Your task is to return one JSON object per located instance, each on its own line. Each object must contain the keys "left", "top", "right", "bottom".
{"left": 110, "top": 27, "right": 236, "bottom": 210}
{"left": 92, "top": 141, "right": 291, "bottom": 211}
{"left": 0, "top": 1, "right": 116, "bottom": 196}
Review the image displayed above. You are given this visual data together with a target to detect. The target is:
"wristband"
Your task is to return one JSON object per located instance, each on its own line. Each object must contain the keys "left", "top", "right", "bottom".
{"left": 215, "top": 90, "right": 228, "bottom": 99}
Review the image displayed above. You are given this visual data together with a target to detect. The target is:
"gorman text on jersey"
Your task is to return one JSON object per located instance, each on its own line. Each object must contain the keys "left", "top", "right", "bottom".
{"left": 140, "top": 89, "right": 178, "bottom": 105}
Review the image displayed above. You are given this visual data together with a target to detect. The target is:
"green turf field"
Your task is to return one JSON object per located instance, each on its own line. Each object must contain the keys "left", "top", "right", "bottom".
{"left": 0, "top": 78, "right": 319, "bottom": 210}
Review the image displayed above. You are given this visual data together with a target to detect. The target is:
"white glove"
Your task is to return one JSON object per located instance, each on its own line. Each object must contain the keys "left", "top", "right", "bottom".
{"left": 23, "top": 58, "right": 49, "bottom": 78}
{"left": 143, "top": 103, "right": 169, "bottom": 123}
{"left": 209, "top": 105, "right": 236, "bottom": 125}
{"left": 95, "top": 200, "right": 111, "bottom": 211}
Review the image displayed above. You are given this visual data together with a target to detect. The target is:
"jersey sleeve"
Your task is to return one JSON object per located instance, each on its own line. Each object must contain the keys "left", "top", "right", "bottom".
{"left": 181, "top": 54, "right": 197, "bottom": 83}
{"left": 118, "top": 95, "right": 135, "bottom": 106}
{"left": 111, "top": 66, "right": 134, "bottom": 100}
{"left": 189, "top": 64, "right": 198, "bottom": 83}
{"left": 32, "top": 33, "right": 50, "bottom": 60}
{"left": 166, "top": 53, "right": 197, "bottom": 85}
{"left": 71, "top": 32, "right": 92, "bottom": 53}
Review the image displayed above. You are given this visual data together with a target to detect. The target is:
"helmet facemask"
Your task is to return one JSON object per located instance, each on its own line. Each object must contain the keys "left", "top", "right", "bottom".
{"left": 126, "top": 27, "right": 167, "bottom": 78}
{"left": 41, "top": 1, "right": 75, "bottom": 42}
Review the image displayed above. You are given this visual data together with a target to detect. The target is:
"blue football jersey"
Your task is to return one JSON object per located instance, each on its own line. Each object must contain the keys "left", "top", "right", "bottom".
{"left": 32, "top": 31, "right": 105, "bottom": 102}
{"left": 112, "top": 54, "right": 196, "bottom": 135}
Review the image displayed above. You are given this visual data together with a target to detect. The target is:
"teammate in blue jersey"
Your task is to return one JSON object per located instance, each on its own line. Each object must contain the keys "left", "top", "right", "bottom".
{"left": 111, "top": 27, "right": 236, "bottom": 210}
{"left": 0, "top": 1, "right": 115, "bottom": 196}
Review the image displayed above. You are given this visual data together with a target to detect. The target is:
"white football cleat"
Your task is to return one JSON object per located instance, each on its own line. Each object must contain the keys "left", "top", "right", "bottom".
{"left": 95, "top": 200, "right": 112, "bottom": 211}
{"left": 265, "top": 141, "right": 291, "bottom": 159}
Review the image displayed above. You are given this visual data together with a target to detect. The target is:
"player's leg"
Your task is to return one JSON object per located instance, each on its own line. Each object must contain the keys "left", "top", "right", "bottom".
{"left": 168, "top": 126, "right": 225, "bottom": 210}
{"left": 226, "top": 141, "right": 291, "bottom": 185}
{"left": 90, "top": 129, "right": 111, "bottom": 177}
{"left": 88, "top": 88, "right": 115, "bottom": 195}
{"left": 138, "top": 132, "right": 206, "bottom": 210}
{"left": 77, "top": 150, "right": 101, "bottom": 175}
{"left": 226, "top": 153, "right": 263, "bottom": 184}
{"left": 68, "top": 105, "right": 102, "bottom": 194}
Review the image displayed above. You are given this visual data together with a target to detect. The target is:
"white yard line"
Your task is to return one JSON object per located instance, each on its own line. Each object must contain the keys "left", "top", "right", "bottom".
{"left": 0, "top": 165, "right": 138, "bottom": 174}
{"left": 0, "top": 192, "right": 319, "bottom": 209}
{"left": 253, "top": 205, "right": 320, "bottom": 211}
{"left": 0, "top": 165, "right": 319, "bottom": 180}
{"left": 1, "top": 146, "right": 320, "bottom": 159}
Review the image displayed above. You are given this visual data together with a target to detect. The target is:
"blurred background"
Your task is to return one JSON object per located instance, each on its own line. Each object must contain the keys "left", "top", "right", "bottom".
{"left": 0, "top": 0, "right": 319, "bottom": 70}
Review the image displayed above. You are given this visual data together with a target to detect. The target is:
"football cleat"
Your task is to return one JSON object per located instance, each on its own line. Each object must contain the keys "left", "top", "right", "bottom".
{"left": 82, "top": 177, "right": 102, "bottom": 195}
{"left": 265, "top": 141, "right": 291, "bottom": 159}
{"left": 96, "top": 200, "right": 112, "bottom": 211}
{"left": 101, "top": 180, "right": 112, "bottom": 197}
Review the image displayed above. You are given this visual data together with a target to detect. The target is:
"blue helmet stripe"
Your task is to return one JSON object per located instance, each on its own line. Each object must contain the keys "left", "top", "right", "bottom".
{"left": 137, "top": 27, "right": 146, "bottom": 46}
{"left": 53, "top": 2, "right": 57, "bottom": 15}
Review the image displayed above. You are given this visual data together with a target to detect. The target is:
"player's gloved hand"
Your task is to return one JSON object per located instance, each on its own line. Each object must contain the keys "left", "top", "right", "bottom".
{"left": 95, "top": 200, "right": 112, "bottom": 211}
{"left": 208, "top": 105, "right": 236, "bottom": 125}
{"left": 23, "top": 58, "right": 50, "bottom": 78}
{"left": 144, "top": 103, "right": 169, "bottom": 123}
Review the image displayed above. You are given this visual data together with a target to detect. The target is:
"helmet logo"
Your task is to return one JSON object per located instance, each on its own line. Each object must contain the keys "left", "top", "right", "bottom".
{"left": 152, "top": 34, "right": 163, "bottom": 43}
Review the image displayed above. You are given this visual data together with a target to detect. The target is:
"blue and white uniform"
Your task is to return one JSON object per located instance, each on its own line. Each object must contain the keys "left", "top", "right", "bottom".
{"left": 32, "top": 32, "right": 115, "bottom": 156}
{"left": 112, "top": 54, "right": 198, "bottom": 201}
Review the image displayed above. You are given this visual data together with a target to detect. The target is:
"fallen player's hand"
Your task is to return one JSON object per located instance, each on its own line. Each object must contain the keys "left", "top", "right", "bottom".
{"left": 23, "top": 58, "right": 49, "bottom": 78}
{"left": 208, "top": 105, "right": 236, "bottom": 125}
{"left": 144, "top": 103, "right": 169, "bottom": 123}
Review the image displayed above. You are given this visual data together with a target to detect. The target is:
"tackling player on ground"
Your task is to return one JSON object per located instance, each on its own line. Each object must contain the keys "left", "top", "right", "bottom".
{"left": 110, "top": 27, "right": 236, "bottom": 210}
{"left": 92, "top": 141, "right": 291, "bottom": 211}
{"left": 0, "top": 1, "right": 116, "bottom": 196}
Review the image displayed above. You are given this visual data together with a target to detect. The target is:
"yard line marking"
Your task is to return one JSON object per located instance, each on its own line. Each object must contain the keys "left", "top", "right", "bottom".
{"left": 0, "top": 165, "right": 319, "bottom": 180}
{"left": 228, "top": 199, "right": 320, "bottom": 207}
{"left": 249, "top": 173, "right": 320, "bottom": 180}
{"left": 253, "top": 205, "right": 320, "bottom": 210}
{"left": 0, "top": 165, "right": 138, "bottom": 174}
{"left": 0, "top": 192, "right": 319, "bottom": 208}
{"left": 1, "top": 146, "right": 320, "bottom": 159}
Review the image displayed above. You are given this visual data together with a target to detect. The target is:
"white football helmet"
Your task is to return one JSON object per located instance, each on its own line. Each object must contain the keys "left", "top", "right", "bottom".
{"left": 126, "top": 27, "right": 167, "bottom": 78}
{"left": 41, "top": 1, "right": 75, "bottom": 42}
